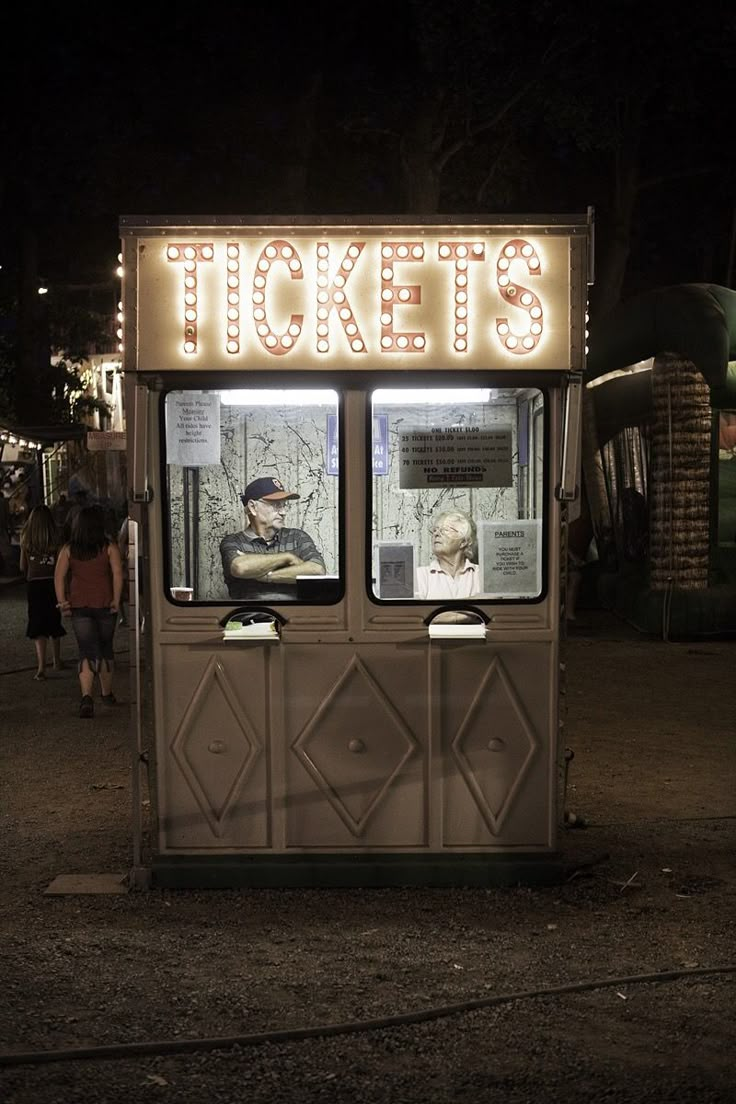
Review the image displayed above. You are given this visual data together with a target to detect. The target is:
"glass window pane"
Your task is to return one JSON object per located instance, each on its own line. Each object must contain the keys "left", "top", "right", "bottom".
{"left": 371, "top": 387, "right": 545, "bottom": 602}
{"left": 163, "top": 388, "right": 340, "bottom": 603}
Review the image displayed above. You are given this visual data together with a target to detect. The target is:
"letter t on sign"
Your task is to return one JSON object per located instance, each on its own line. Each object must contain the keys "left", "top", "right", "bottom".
{"left": 165, "top": 243, "right": 215, "bottom": 355}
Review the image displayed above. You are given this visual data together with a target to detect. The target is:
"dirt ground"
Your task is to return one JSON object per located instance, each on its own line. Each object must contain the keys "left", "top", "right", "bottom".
{"left": 0, "top": 582, "right": 734, "bottom": 1103}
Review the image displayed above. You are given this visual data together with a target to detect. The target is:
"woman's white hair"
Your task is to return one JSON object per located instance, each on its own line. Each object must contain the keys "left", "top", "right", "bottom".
{"left": 434, "top": 509, "right": 478, "bottom": 561}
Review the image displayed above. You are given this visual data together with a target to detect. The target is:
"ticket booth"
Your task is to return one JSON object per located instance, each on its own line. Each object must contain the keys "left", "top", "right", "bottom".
{"left": 121, "top": 215, "right": 591, "bottom": 887}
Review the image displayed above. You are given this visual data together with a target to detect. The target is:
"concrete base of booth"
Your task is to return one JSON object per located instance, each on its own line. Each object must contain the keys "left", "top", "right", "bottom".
{"left": 150, "top": 852, "right": 571, "bottom": 889}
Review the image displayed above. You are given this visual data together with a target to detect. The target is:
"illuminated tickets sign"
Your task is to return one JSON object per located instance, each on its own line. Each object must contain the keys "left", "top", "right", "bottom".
{"left": 125, "top": 223, "right": 586, "bottom": 372}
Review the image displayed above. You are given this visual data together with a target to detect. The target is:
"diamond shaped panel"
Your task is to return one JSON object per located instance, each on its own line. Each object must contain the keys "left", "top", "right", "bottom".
{"left": 171, "top": 657, "right": 262, "bottom": 838}
{"left": 451, "top": 656, "right": 538, "bottom": 835}
{"left": 293, "top": 656, "right": 418, "bottom": 836}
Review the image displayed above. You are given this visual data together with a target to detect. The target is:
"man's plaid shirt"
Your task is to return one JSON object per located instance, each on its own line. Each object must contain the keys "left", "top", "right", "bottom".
{"left": 220, "top": 526, "right": 325, "bottom": 601}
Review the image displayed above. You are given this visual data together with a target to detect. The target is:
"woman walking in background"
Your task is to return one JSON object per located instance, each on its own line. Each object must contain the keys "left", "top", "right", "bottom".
{"left": 54, "top": 505, "right": 123, "bottom": 718}
{"left": 19, "top": 505, "right": 66, "bottom": 680}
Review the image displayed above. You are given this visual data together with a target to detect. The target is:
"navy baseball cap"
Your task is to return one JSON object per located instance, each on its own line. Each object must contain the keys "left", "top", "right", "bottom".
{"left": 241, "top": 477, "right": 300, "bottom": 504}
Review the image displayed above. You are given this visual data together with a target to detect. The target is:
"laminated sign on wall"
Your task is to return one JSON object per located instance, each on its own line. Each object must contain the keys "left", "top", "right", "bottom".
{"left": 478, "top": 520, "right": 542, "bottom": 599}
{"left": 327, "top": 414, "right": 388, "bottom": 475}
{"left": 398, "top": 426, "right": 512, "bottom": 489}
{"left": 166, "top": 392, "right": 221, "bottom": 467}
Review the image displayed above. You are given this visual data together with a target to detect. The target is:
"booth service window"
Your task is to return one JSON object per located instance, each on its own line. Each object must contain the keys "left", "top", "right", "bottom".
{"left": 371, "top": 387, "right": 545, "bottom": 602}
{"left": 163, "top": 389, "right": 340, "bottom": 603}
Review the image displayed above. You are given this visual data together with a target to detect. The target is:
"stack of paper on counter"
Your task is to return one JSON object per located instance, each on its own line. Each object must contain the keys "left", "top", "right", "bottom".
{"left": 223, "top": 619, "right": 279, "bottom": 640}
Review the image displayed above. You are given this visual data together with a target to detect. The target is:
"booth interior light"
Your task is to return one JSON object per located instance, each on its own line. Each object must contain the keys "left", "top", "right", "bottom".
{"left": 372, "top": 388, "right": 492, "bottom": 404}
{"left": 220, "top": 389, "right": 338, "bottom": 406}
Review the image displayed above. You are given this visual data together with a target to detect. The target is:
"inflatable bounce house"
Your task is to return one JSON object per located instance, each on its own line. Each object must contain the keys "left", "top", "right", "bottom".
{"left": 580, "top": 283, "right": 736, "bottom": 637}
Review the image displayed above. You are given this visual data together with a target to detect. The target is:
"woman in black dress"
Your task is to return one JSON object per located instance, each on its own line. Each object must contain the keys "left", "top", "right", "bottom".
{"left": 19, "top": 505, "right": 66, "bottom": 679}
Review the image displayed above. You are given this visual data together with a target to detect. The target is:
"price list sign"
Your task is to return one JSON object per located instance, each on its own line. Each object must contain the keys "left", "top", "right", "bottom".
{"left": 398, "top": 426, "right": 512, "bottom": 489}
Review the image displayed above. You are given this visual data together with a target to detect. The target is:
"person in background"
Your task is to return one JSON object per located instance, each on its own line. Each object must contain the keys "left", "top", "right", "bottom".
{"left": 415, "top": 509, "right": 481, "bottom": 600}
{"left": 52, "top": 493, "right": 71, "bottom": 532}
{"left": 0, "top": 489, "right": 13, "bottom": 576}
{"left": 19, "top": 505, "right": 66, "bottom": 680}
{"left": 61, "top": 483, "right": 93, "bottom": 543}
{"left": 54, "top": 505, "right": 123, "bottom": 719}
{"left": 220, "top": 476, "right": 326, "bottom": 602}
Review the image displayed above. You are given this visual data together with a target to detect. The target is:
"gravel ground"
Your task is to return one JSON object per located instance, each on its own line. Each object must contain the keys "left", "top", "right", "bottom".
{"left": 1, "top": 580, "right": 735, "bottom": 1103}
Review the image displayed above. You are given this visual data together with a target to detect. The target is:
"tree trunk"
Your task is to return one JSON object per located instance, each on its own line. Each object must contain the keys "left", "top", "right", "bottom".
{"left": 279, "top": 73, "right": 323, "bottom": 213}
{"left": 398, "top": 89, "right": 447, "bottom": 213}
{"left": 589, "top": 98, "right": 641, "bottom": 320}
{"left": 16, "top": 225, "right": 45, "bottom": 423}
{"left": 649, "top": 354, "right": 711, "bottom": 590}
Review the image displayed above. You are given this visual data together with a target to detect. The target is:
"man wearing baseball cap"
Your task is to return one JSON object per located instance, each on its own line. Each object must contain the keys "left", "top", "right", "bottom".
{"left": 219, "top": 476, "right": 325, "bottom": 601}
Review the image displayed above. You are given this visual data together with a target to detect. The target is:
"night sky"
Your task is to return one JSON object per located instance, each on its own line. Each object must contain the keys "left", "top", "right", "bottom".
{"left": 1, "top": 1, "right": 734, "bottom": 314}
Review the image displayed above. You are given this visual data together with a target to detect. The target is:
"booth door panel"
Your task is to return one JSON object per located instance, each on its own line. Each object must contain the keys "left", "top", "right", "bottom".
{"left": 283, "top": 645, "right": 428, "bottom": 848}
{"left": 438, "top": 644, "right": 554, "bottom": 849}
{"left": 157, "top": 644, "right": 272, "bottom": 850}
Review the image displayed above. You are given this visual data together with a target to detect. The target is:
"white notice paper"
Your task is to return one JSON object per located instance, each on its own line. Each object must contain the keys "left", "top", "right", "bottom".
{"left": 478, "top": 520, "right": 542, "bottom": 599}
{"left": 398, "top": 426, "right": 512, "bottom": 489}
{"left": 166, "top": 392, "right": 221, "bottom": 467}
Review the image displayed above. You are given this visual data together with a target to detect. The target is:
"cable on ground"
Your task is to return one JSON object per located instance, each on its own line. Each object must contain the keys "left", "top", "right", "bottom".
{"left": 1, "top": 963, "right": 734, "bottom": 1069}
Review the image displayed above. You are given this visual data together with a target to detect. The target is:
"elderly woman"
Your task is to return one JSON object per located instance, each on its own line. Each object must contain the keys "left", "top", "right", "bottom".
{"left": 415, "top": 509, "right": 481, "bottom": 600}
